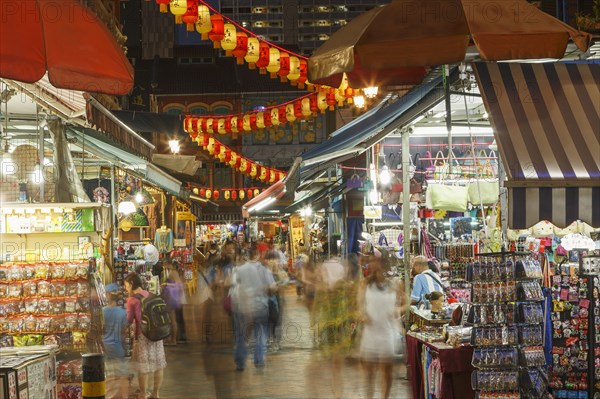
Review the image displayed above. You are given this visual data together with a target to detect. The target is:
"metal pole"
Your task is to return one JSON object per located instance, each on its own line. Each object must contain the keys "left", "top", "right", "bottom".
{"left": 444, "top": 65, "right": 453, "bottom": 175}
{"left": 110, "top": 165, "right": 117, "bottom": 246}
{"left": 38, "top": 113, "right": 44, "bottom": 201}
{"left": 402, "top": 131, "right": 411, "bottom": 298}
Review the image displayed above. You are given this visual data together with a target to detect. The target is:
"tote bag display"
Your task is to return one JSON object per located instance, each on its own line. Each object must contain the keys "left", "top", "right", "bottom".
{"left": 429, "top": 184, "right": 469, "bottom": 212}
{"left": 468, "top": 181, "right": 499, "bottom": 205}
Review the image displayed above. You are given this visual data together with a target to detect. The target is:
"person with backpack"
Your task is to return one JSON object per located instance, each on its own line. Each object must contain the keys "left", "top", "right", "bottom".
{"left": 410, "top": 255, "right": 444, "bottom": 306}
{"left": 125, "top": 273, "right": 168, "bottom": 399}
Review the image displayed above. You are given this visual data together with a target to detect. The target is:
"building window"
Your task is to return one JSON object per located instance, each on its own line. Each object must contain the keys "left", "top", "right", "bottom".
{"left": 188, "top": 103, "right": 209, "bottom": 115}
{"left": 164, "top": 104, "right": 185, "bottom": 115}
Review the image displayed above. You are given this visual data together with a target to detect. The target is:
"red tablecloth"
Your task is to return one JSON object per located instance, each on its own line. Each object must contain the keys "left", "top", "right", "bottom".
{"left": 406, "top": 333, "right": 474, "bottom": 399}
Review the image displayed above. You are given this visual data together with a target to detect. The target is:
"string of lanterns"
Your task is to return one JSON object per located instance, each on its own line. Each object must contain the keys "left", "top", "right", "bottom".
{"left": 195, "top": 133, "right": 287, "bottom": 183}
{"left": 151, "top": 0, "right": 357, "bottom": 94}
{"left": 183, "top": 87, "right": 353, "bottom": 136}
{"left": 190, "top": 185, "right": 266, "bottom": 201}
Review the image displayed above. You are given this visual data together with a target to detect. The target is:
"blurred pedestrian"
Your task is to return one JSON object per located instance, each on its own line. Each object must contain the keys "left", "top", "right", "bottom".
{"left": 103, "top": 283, "right": 129, "bottom": 399}
{"left": 232, "top": 244, "right": 276, "bottom": 370}
{"left": 358, "top": 258, "right": 399, "bottom": 399}
{"left": 125, "top": 273, "right": 166, "bottom": 399}
{"left": 264, "top": 250, "right": 289, "bottom": 351}
{"left": 162, "top": 262, "right": 184, "bottom": 346}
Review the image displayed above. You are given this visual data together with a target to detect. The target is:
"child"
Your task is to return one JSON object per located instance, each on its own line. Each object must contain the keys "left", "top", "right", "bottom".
{"left": 103, "top": 283, "right": 130, "bottom": 399}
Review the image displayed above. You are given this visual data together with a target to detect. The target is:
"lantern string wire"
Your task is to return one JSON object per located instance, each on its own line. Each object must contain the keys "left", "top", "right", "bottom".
{"left": 199, "top": 0, "right": 308, "bottom": 61}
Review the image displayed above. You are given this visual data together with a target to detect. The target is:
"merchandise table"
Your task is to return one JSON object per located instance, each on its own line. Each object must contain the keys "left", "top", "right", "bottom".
{"left": 406, "top": 332, "right": 474, "bottom": 399}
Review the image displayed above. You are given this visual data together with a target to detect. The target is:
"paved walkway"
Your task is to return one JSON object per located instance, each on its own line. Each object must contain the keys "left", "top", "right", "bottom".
{"left": 149, "top": 287, "right": 412, "bottom": 398}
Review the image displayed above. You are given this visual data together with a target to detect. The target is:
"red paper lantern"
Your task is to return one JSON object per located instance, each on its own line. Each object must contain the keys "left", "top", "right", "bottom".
{"left": 199, "top": 188, "right": 206, "bottom": 197}
{"left": 236, "top": 116, "right": 244, "bottom": 133}
{"left": 247, "top": 189, "right": 253, "bottom": 199}
{"left": 278, "top": 107, "right": 287, "bottom": 124}
{"left": 293, "top": 101, "right": 303, "bottom": 119}
{"left": 249, "top": 113, "right": 258, "bottom": 131}
{"left": 200, "top": 134, "right": 209, "bottom": 148}
{"left": 156, "top": 0, "right": 170, "bottom": 13}
{"left": 263, "top": 110, "right": 272, "bottom": 127}
{"left": 235, "top": 156, "right": 242, "bottom": 169}
{"left": 345, "top": 87, "right": 355, "bottom": 103}
{"left": 278, "top": 52, "right": 290, "bottom": 83}
{"left": 213, "top": 190, "right": 219, "bottom": 200}
{"left": 200, "top": 118, "right": 208, "bottom": 134}
{"left": 231, "top": 190, "right": 237, "bottom": 200}
{"left": 326, "top": 92, "right": 337, "bottom": 111}
{"left": 224, "top": 117, "right": 232, "bottom": 133}
{"left": 208, "top": 14, "right": 224, "bottom": 49}
{"left": 232, "top": 32, "right": 248, "bottom": 65}
{"left": 224, "top": 149, "right": 232, "bottom": 163}
{"left": 189, "top": 117, "right": 198, "bottom": 139}
{"left": 212, "top": 118, "right": 219, "bottom": 134}
{"left": 256, "top": 42, "right": 270, "bottom": 74}
{"left": 297, "top": 59, "right": 308, "bottom": 89}
{"left": 309, "top": 95, "right": 318, "bottom": 114}
{"left": 182, "top": 0, "right": 198, "bottom": 32}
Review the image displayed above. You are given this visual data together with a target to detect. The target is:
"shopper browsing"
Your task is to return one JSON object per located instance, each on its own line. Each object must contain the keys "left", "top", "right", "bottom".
{"left": 103, "top": 283, "right": 129, "bottom": 399}
{"left": 410, "top": 255, "right": 444, "bottom": 306}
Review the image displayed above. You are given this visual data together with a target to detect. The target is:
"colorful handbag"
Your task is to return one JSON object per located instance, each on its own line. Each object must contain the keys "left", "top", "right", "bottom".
{"left": 423, "top": 150, "right": 435, "bottom": 180}
{"left": 346, "top": 173, "right": 363, "bottom": 189}
{"left": 468, "top": 181, "right": 499, "bottom": 205}
{"left": 430, "top": 184, "right": 469, "bottom": 212}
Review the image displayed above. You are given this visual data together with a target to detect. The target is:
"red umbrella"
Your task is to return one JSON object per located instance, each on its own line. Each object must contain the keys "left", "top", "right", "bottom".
{"left": 308, "top": 0, "right": 591, "bottom": 88}
{"left": 0, "top": 0, "right": 134, "bottom": 95}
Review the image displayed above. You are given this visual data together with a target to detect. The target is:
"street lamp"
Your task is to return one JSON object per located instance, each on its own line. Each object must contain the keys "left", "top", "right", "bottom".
{"left": 168, "top": 139, "right": 180, "bottom": 154}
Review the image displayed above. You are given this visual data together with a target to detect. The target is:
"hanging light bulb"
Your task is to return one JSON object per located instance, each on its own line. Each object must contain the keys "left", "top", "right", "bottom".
{"left": 379, "top": 165, "right": 391, "bottom": 185}
{"left": 353, "top": 95, "right": 366, "bottom": 109}
{"left": 364, "top": 87, "right": 379, "bottom": 99}
{"left": 135, "top": 192, "right": 144, "bottom": 203}
{"left": 118, "top": 201, "right": 136, "bottom": 215}
{"left": 369, "top": 190, "right": 379, "bottom": 204}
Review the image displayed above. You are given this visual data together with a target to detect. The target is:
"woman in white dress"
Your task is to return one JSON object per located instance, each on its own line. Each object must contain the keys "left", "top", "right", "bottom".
{"left": 358, "top": 257, "right": 400, "bottom": 399}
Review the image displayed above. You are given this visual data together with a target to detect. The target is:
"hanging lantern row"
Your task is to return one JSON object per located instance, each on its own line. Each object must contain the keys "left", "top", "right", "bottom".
{"left": 196, "top": 133, "right": 286, "bottom": 183}
{"left": 184, "top": 86, "right": 354, "bottom": 137}
{"left": 190, "top": 185, "right": 266, "bottom": 201}
{"left": 152, "top": 1, "right": 351, "bottom": 93}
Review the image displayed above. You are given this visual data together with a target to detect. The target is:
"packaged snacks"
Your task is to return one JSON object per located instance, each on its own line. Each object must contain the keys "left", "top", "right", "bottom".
{"left": 38, "top": 280, "right": 52, "bottom": 296}
{"left": 23, "top": 315, "right": 37, "bottom": 332}
{"left": 51, "top": 264, "right": 65, "bottom": 279}
{"left": 8, "top": 265, "right": 24, "bottom": 281}
{"left": 50, "top": 299, "right": 66, "bottom": 314}
{"left": 64, "top": 263, "right": 78, "bottom": 279}
{"left": 66, "top": 282, "right": 78, "bottom": 297}
{"left": 13, "top": 334, "right": 29, "bottom": 347}
{"left": 34, "top": 263, "right": 50, "bottom": 279}
{"left": 44, "top": 334, "right": 59, "bottom": 345}
{"left": 64, "top": 298, "right": 77, "bottom": 313}
{"left": 38, "top": 298, "right": 50, "bottom": 314}
{"left": 52, "top": 282, "right": 66, "bottom": 297}
{"left": 27, "top": 334, "right": 44, "bottom": 345}
{"left": 78, "top": 314, "right": 91, "bottom": 330}
{"left": 24, "top": 299, "right": 39, "bottom": 314}
{"left": 76, "top": 282, "right": 89, "bottom": 297}
{"left": 0, "top": 284, "right": 8, "bottom": 298}
{"left": 0, "top": 318, "right": 8, "bottom": 333}
{"left": 76, "top": 263, "right": 89, "bottom": 279}
{"left": 0, "top": 334, "right": 13, "bottom": 347}
{"left": 23, "top": 265, "right": 35, "bottom": 279}
{"left": 0, "top": 266, "right": 7, "bottom": 280}
{"left": 65, "top": 315, "right": 78, "bottom": 330}
{"left": 8, "top": 283, "right": 23, "bottom": 298}
{"left": 77, "top": 298, "right": 90, "bottom": 312}
{"left": 23, "top": 281, "right": 37, "bottom": 297}
{"left": 50, "top": 315, "right": 67, "bottom": 332}
{"left": 37, "top": 317, "right": 52, "bottom": 333}
{"left": 72, "top": 331, "right": 87, "bottom": 345}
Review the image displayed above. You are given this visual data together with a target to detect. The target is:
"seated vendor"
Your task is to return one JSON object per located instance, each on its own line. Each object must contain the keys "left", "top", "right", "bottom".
{"left": 410, "top": 255, "right": 444, "bottom": 306}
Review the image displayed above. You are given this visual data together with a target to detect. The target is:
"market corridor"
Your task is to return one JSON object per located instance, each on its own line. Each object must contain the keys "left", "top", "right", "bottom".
{"left": 158, "top": 286, "right": 412, "bottom": 399}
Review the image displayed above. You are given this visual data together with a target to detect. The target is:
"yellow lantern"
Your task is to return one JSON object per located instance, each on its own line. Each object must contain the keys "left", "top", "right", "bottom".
{"left": 270, "top": 108, "right": 280, "bottom": 126}
{"left": 239, "top": 157, "right": 247, "bottom": 172}
{"left": 254, "top": 188, "right": 260, "bottom": 197}
{"left": 287, "top": 56, "right": 300, "bottom": 85}
{"left": 239, "top": 189, "right": 245, "bottom": 200}
{"left": 193, "top": 187, "right": 199, "bottom": 195}
{"left": 268, "top": 170, "right": 275, "bottom": 183}
{"left": 242, "top": 114, "right": 252, "bottom": 132}
{"left": 218, "top": 145, "right": 227, "bottom": 162}
{"left": 207, "top": 137, "right": 215, "bottom": 154}
{"left": 230, "top": 116, "right": 239, "bottom": 133}
{"left": 196, "top": 4, "right": 212, "bottom": 40}
{"left": 170, "top": 0, "right": 186, "bottom": 24}
{"left": 221, "top": 23, "right": 237, "bottom": 56}
{"left": 317, "top": 90, "right": 328, "bottom": 113}
{"left": 205, "top": 189, "right": 212, "bottom": 199}
{"left": 206, "top": 118, "right": 214, "bottom": 134}
{"left": 335, "top": 88, "right": 346, "bottom": 107}
{"left": 285, "top": 103, "right": 296, "bottom": 123}
{"left": 229, "top": 152, "right": 237, "bottom": 166}
{"left": 217, "top": 118, "right": 226, "bottom": 134}
{"left": 250, "top": 163, "right": 258, "bottom": 178}
{"left": 259, "top": 167, "right": 267, "bottom": 181}
{"left": 245, "top": 37, "right": 260, "bottom": 69}
{"left": 301, "top": 98, "right": 312, "bottom": 118}
{"left": 224, "top": 190, "right": 231, "bottom": 200}
{"left": 266, "top": 47, "right": 280, "bottom": 78}
{"left": 256, "top": 112, "right": 265, "bottom": 129}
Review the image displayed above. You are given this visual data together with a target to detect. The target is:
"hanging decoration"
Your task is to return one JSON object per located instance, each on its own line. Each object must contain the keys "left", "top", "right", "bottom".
{"left": 193, "top": 133, "right": 287, "bottom": 183}
{"left": 152, "top": 0, "right": 357, "bottom": 93}
{"left": 183, "top": 87, "right": 352, "bottom": 136}
{"left": 189, "top": 185, "right": 268, "bottom": 202}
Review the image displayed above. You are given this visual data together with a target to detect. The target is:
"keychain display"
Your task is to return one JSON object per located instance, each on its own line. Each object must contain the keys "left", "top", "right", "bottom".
{"left": 518, "top": 303, "right": 544, "bottom": 324}
{"left": 519, "top": 346, "right": 546, "bottom": 367}
{"left": 515, "top": 258, "right": 543, "bottom": 279}
{"left": 472, "top": 370, "right": 519, "bottom": 391}
{"left": 476, "top": 392, "right": 520, "bottom": 399}
{"left": 472, "top": 326, "right": 518, "bottom": 347}
{"left": 472, "top": 281, "right": 517, "bottom": 303}
{"left": 518, "top": 325, "right": 544, "bottom": 346}
{"left": 517, "top": 281, "right": 544, "bottom": 301}
{"left": 468, "top": 259, "right": 515, "bottom": 282}
{"left": 468, "top": 304, "right": 516, "bottom": 325}
{"left": 472, "top": 347, "right": 519, "bottom": 368}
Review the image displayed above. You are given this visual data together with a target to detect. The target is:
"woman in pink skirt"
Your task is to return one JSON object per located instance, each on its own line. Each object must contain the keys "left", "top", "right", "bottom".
{"left": 125, "top": 273, "right": 167, "bottom": 399}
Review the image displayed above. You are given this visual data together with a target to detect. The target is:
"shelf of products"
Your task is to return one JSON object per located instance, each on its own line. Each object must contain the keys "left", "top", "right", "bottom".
{"left": 467, "top": 253, "right": 549, "bottom": 399}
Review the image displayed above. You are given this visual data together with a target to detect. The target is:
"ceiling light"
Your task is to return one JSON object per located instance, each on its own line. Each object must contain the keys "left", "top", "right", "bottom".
{"left": 412, "top": 126, "right": 494, "bottom": 137}
{"left": 353, "top": 95, "right": 366, "bottom": 109}
{"left": 363, "top": 87, "right": 378, "bottom": 99}
{"left": 379, "top": 165, "right": 391, "bottom": 185}
{"left": 168, "top": 140, "right": 180, "bottom": 154}
{"left": 118, "top": 201, "right": 136, "bottom": 215}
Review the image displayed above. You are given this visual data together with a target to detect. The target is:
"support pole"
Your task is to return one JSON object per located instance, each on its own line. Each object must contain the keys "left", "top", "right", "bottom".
{"left": 444, "top": 65, "right": 453, "bottom": 175}
{"left": 402, "top": 131, "right": 411, "bottom": 298}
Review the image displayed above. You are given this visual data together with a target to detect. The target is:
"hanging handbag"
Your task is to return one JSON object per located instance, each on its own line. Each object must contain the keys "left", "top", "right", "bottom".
{"left": 429, "top": 183, "right": 469, "bottom": 212}
{"left": 423, "top": 150, "right": 435, "bottom": 180}
{"left": 409, "top": 178, "right": 423, "bottom": 194}
{"left": 433, "top": 150, "right": 448, "bottom": 181}
{"left": 390, "top": 174, "right": 403, "bottom": 193}
{"left": 413, "top": 153, "right": 424, "bottom": 183}
{"left": 382, "top": 189, "right": 400, "bottom": 205}
{"left": 346, "top": 173, "right": 363, "bottom": 189}
{"left": 468, "top": 180, "right": 499, "bottom": 205}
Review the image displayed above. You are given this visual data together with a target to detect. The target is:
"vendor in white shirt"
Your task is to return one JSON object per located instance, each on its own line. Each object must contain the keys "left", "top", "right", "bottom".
{"left": 410, "top": 255, "right": 444, "bottom": 306}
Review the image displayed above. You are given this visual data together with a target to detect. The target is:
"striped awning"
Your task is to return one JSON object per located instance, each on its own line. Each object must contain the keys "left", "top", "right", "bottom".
{"left": 509, "top": 187, "right": 600, "bottom": 229}
{"left": 473, "top": 62, "right": 599, "bottom": 182}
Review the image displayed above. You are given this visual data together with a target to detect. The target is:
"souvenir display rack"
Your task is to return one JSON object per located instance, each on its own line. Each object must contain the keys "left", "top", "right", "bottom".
{"left": 467, "top": 252, "right": 548, "bottom": 399}
{"left": 549, "top": 254, "right": 600, "bottom": 399}
{"left": 432, "top": 242, "right": 476, "bottom": 303}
